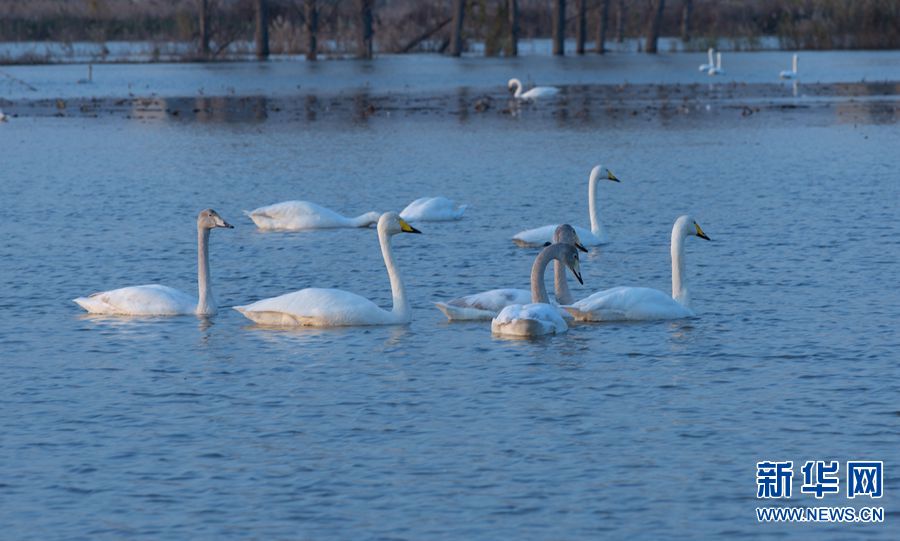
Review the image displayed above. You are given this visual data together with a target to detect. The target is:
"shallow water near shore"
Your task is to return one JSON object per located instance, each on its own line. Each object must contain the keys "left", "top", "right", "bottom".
{"left": 1, "top": 54, "right": 899, "bottom": 539}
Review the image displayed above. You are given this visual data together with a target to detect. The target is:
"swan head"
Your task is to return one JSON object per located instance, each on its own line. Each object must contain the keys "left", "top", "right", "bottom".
{"left": 378, "top": 211, "right": 422, "bottom": 236}
{"left": 559, "top": 243, "right": 584, "bottom": 284}
{"left": 675, "top": 215, "right": 711, "bottom": 241}
{"left": 197, "top": 208, "right": 233, "bottom": 230}
{"left": 590, "top": 164, "right": 620, "bottom": 183}
{"left": 552, "top": 224, "right": 588, "bottom": 253}
{"left": 507, "top": 78, "right": 522, "bottom": 93}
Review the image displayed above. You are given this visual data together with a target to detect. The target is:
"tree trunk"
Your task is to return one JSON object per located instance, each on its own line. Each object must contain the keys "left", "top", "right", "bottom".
{"left": 552, "top": 0, "right": 565, "bottom": 56}
{"left": 507, "top": 0, "right": 518, "bottom": 56}
{"left": 615, "top": 0, "right": 626, "bottom": 43}
{"left": 357, "top": 0, "right": 373, "bottom": 59}
{"left": 254, "top": 0, "right": 269, "bottom": 60}
{"left": 576, "top": 0, "right": 586, "bottom": 54}
{"left": 449, "top": 0, "right": 465, "bottom": 57}
{"left": 596, "top": 0, "right": 610, "bottom": 53}
{"left": 198, "top": 0, "right": 210, "bottom": 58}
{"left": 680, "top": 0, "right": 693, "bottom": 42}
{"left": 645, "top": 0, "right": 665, "bottom": 54}
{"left": 305, "top": 0, "right": 318, "bottom": 60}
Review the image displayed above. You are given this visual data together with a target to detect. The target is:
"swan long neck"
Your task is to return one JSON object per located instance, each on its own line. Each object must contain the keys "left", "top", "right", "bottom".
{"left": 707, "top": 48, "right": 714, "bottom": 65}
{"left": 196, "top": 226, "right": 216, "bottom": 315}
{"left": 671, "top": 226, "right": 689, "bottom": 307}
{"left": 554, "top": 260, "right": 573, "bottom": 305}
{"left": 352, "top": 212, "right": 376, "bottom": 227}
{"left": 792, "top": 54, "right": 798, "bottom": 73}
{"left": 379, "top": 227, "right": 410, "bottom": 321}
{"left": 588, "top": 172, "right": 603, "bottom": 236}
{"left": 530, "top": 245, "right": 561, "bottom": 304}
{"left": 511, "top": 79, "right": 522, "bottom": 98}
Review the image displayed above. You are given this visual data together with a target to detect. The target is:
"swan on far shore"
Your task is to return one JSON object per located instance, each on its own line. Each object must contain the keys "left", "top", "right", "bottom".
{"left": 564, "top": 215, "right": 711, "bottom": 322}
{"left": 74, "top": 209, "right": 233, "bottom": 316}
{"left": 508, "top": 78, "right": 559, "bottom": 100}
{"left": 244, "top": 200, "right": 379, "bottom": 231}
{"left": 234, "top": 212, "right": 422, "bottom": 327}
{"left": 400, "top": 197, "right": 467, "bottom": 222}
{"left": 513, "top": 165, "right": 620, "bottom": 247}
{"left": 780, "top": 54, "right": 798, "bottom": 79}
{"left": 708, "top": 52, "right": 724, "bottom": 76}
{"left": 698, "top": 48, "right": 715, "bottom": 72}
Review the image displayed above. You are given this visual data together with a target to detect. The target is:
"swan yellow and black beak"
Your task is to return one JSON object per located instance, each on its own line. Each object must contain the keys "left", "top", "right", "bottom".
{"left": 694, "top": 222, "right": 710, "bottom": 240}
{"left": 575, "top": 241, "right": 588, "bottom": 252}
{"left": 399, "top": 218, "right": 421, "bottom": 234}
{"left": 607, "top": 169, "right": 620, "bottom": 182}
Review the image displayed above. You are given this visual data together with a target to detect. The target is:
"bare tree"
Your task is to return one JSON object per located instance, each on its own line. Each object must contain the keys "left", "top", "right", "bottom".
{"left": 615, "top": 0, "right": 626, "bottom": 43}
{"left": 254, "top": 0, "right": 269, "bottom": 60}
{"left": 357, "top": 0, "right": 373, "bottom": 59}
{"left": 507, "top": 0, "right": 519, "bottom": 56}
{"left": 198, "top": 0, "right": 210, "bottom": 58}
{"left": 449, "top": 0, "right": 465, "bottom": 57}
{"left": 576, "top": 0, "right": 586, "bottom": 54}
{"left": 596, "top": 0, "right": 610, "bottom": 54}
{"left": 681, "top": 0, "right": 693, "bottom": 42}
{"left": 552, "top": 0, "right": 565, "bottom": 55}
{"left": 645, "top": 0, "right": 665, "bottom": 53}
{"left": 305, "top": 0, "right": 318, "bottom": 60}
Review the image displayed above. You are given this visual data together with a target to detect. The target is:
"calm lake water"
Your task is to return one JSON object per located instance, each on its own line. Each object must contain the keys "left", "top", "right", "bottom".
{"left": 1, "top": 53, "right": 898, "bottom": 539}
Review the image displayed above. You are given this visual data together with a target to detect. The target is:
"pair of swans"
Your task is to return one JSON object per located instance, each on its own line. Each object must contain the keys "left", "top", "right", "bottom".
{"left": 780, "top": 54, "right": 799, "bottom": 79}
{"left": 436, "top": 224, "right": 587, "bottom": 321}
{"left": 707, "top": 52, "right": 724, "bottom": 76}
{"left": 508, "top": 78, "right": 559, "bottom": 100}
{"left": 513, "top": 165, "right": 620, "bottom": 247}
{"left": 245, "top": 197, "right": 465, "bottom": 230}
{"left": 698, "top": 48, "right": 716, "bottom": 72}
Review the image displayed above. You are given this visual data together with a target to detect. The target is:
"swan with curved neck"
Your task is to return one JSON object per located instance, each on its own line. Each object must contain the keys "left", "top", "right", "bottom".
{"left": 565, "top": 215, "right": 711, "bottom": 321}
{"left": 244, "top": 200, "right": 380, "bottom": 231}
{"left": 234, "top": 212, "right": 421, "bottom": 326}
{"left": 436, "top": 225, "right": 586, "bottom": 320}
{"left": 492, "top": 242, "right": 584, "bottom": 338}
{"left": 698, "top": 48, "right": 715, "bottom": 72}
{"left": 508, "top": 78, "right": 559, "bottom": 100}
{"left": 74, "top": 209, "right": 233, "bottom": 316}
{"left": 513, "top": 165, "right": 620, "bottom": 247}
{"left": 780, "top": 54, "right": 798, "bottom": 79}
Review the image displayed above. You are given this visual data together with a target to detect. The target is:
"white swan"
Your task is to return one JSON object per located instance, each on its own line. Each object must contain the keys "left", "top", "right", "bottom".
{"left": 400, "top": 197, "right": 467, "bottom": 222}
{"left": 0, "top": 109, "right": 8, "bottom": 122}
{"left": 492, "top": 243, "right": 583, "bottom": 338}
{"left": 564, "top": 215, "right": 710, "bottom": 322}
{"left": 74, "top": 209, "right": 233, "bottom": 316}
{"left": 234, "top": 212, "right": 421, "bottom": 326}
{"left": 244, "top": 200, "right": 379, "bottom": 231}
{"left": 436, "top": 224, "right": 587, "bottom": 320}
{"left": 513, "top": 164, "right": 620, "bottom": 247}
{"left": 698, "top": 48, "right": 715, "bottom": 72}
{"left": 508, "top": 78, "right": 559, "bottom": 100}
{"left": 779, "top": 54, "right": 798, "bottom": 79}
{"left": 707, "top": 52, "right": 724, "bottom": 76}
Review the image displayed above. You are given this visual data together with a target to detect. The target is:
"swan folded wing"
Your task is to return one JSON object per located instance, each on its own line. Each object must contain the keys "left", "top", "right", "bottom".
{"left": 512, "top": 224, "right": 560, "bottom": 245}
{"left": 235, "top": 288, "right": 392, "bottom": 326}
{"left": 569, "top": 286, "right": 693, "bottom": 321}
{"left": 246, "top": 201, "right": 347, "bottom": 230}
{"left": 75, "top": 284, "right": 196, "bottom": 315}
{"left": 447, "top": 288, "right": 531, "bottom": 311}
{"left": 400, "top": 197, "right": 466, "bottom": 221}
{"left": 492, "top": 303, "right": 568, "bottom": 336}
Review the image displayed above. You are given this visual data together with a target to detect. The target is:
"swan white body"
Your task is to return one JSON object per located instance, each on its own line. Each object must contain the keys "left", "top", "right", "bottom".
{"left": 437, "top": 225, "right": 586, "bottom": 320}
{"left": 244, "top": 200, "right": 379, "bottom": 231}
{"left": 513, "top": 164, "right": 619, "bottom": 247}
{"left": 0, "top": 109, "right": 8, "bottom": 122}
{"left": 565, "top": 215, "right": 710, "bottom": 322}
{"left": 779, "top": 54, "right": 798, "bottom": 79}
{"left": 74, "top": 209, "right": 233, "bottom": 316}
{"left": 400, "top": 197, "right": 467, "bottom": 222}
{"left": 492, "top": 243, "right": 583, "bottom": 338}
{"left": 508, "top": 78, "right": 559, "bottom": 100}
{"left": 698, "top": 48, "right": 715, "bottom": 72}
{"left": 707, "top": 52, "right": 724, "bottom": 76}
{"left": 235, "top": 212, "right": 421, "bottom": 327}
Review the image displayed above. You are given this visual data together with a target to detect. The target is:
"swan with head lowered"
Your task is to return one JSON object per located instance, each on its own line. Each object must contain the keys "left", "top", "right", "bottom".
{"left": 74, "top": 209, "right": 233, "bottom": 316}
{"left": 436, "top": 225, "right": 587, "bottom": 320}
{"left": 235, "top": 212, "right": 421, "bottom": 326}
{"left": 492, "top": 242, "right": 584, "bottom": 338}
{"left": 564, "top": 215, "right": 710, "bottom": 321}
{"left": 244, "top": 200, "right": 380, "bottom": 231}
{"left": 508, "top": 78, "right": 559, "bottom": 100}
{"left": 779, "top": 54, "right": 798, "bottom": 79}
{"left": 513, "top": 165, "right": 620, "bottom": 247}
{"left": 400, "top": 197, "right": 467, "bottom": 222}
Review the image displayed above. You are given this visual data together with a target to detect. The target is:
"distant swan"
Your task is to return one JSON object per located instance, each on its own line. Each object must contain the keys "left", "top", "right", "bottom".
{"left": 508, "top": 78, "right": 559, "bottom": 100}
{"left": 698, "top": 48, "right": 715, "bottom": 72}
{"left": 400, "top": 197, "right": 467, "bottom": 222}
{"left": 780, "top": 54, "right": 798, "bottom": 79}
{"left": 436, "top": 225, "right": 587, "bottom": 320}
{"left": 564, "top": 215, "right": 710, "bottom": 321}
{"left": 513, "top": 164, "right": 620, "bottom": 247}
{"left": 707, "top": 52, "right": 724, "bottom": 76}
{"left": 234, "top": 212, "right": 421, "bottom": 326}
{"left": 492, "top": 243, "right": 584, "bottom": 338}
{"left": 244, "top": 200, "right": 379, "bottom": 231}
{"left": 74, "top": 209, "right": 233, "bottom": 316}
{"left": 0, "top": 109, "right": 8, "bottom": 122}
